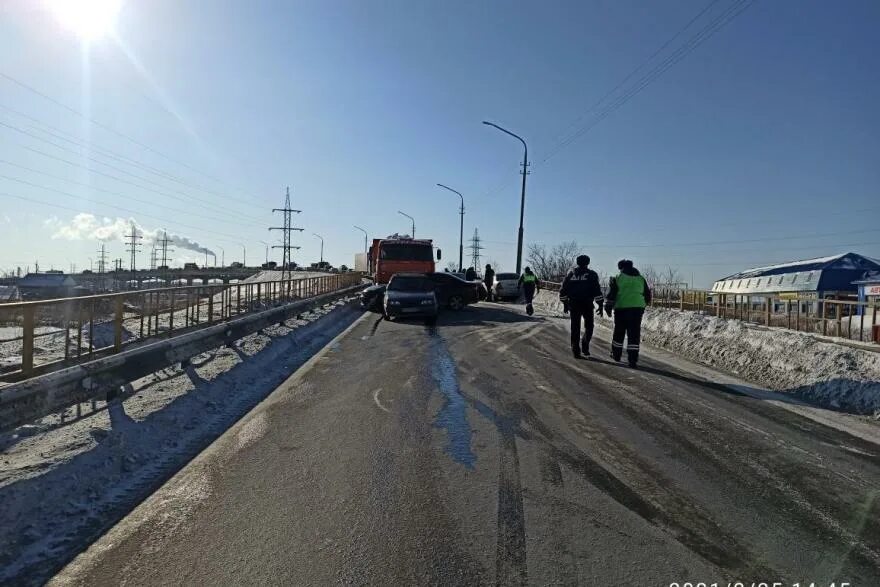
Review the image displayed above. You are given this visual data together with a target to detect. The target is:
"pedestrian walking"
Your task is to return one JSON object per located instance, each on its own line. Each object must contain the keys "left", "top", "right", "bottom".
{"left": 559, "top": 255, "right": 604, "bottom": 358}
{"left": 484, "top": 264, "right": 496, "bottom": 302}
{"left": 518, "top": 267, "right": 540, "bottom": 315}
{"left": 605, "top": 259, "right": 651, "bottom": 368}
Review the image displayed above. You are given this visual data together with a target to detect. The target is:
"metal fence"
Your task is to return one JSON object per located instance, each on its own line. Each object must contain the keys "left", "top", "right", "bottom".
{"left": 0, "top": 273, "right": 362, "bottom": 381}
{"left": 651, "top": 288, "right": 880, "bottom": 344}
{"left": 540, "top": 281, "right": 880, "bottom": 344}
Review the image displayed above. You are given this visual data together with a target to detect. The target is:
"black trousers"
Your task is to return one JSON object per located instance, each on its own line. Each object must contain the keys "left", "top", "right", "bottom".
{"left": 569, "top": 304, "right": 594, "bottom": 352}
{"left": 523, "top": 285, "right": 536, "bottom": 304}
{"left": 612, "top": 308, "right": 644, "bottom": 363}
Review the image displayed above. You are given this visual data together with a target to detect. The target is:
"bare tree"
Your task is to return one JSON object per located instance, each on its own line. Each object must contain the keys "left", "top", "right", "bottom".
{"left": 527, "top": 241, "right": 579, "bottom": 282}
{"left": 445, "top": 260, "right": 460, "bottom": 272}
{"left": 487, "top": 259, "right": 502, "bottom": 273}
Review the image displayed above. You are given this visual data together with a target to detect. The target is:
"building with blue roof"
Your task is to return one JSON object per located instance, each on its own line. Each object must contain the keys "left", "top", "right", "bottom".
{"left": 711, "top": 252, "right": 880, "bottom": 300}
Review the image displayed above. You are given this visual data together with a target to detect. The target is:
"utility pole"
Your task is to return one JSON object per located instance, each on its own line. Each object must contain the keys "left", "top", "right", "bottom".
{"left": 125, "top": 223, "right": 142, "bottom": 290}
{"left": 398, "top": 211, "right": 415, "bottom": 238}
{"left": 313, "top": 234, "right": 324, "bottom": 265}
{"left": 437, "top": 184, "right": 464, "bottom": 272}
{"left": 270, "top": 186, "right": 304, "bottom": 283}
{"left": 149, "top": 245, "right": 157, "bottom": 271}
{"left": 468, "top": 228, "right": 484, "bottom": 273}
{"left": 482, "top": 121, "right": 529, "bottom": 274}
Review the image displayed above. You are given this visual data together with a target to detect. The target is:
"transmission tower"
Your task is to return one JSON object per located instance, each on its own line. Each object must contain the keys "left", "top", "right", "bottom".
{"left": 159, "top": 231, "right": 174, "bottom": 283}
{"left": 96, "top": 243, "right": 108, "bottom": 274}
{"left": 468, "top": 228, "right": 484, "bottom": 272}
{"left": 149, "top": 244, "right": 157, "bottom": 271}
{"left": 125, "top": 223, "right": 143, "bottom": 283}
{"left": 270, "top": 186, "right": 304, "bottom": 283}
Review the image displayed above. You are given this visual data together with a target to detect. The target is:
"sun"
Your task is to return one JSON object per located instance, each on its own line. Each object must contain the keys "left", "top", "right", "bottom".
{"left": 47, "top": 0, "right": 122, "bottom": 41}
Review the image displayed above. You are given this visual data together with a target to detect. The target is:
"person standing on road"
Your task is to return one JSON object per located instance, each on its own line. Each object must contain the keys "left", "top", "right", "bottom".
{"left": 518, "top": 267, "right": 540, "bottom": 316}
{"left": 559, "top": 255, "right": 604, "bottom": 358}
{"left": 484, "top": 264, "right": 496, "bottom": 302}
{"left": 465, "top": 266, "right": 477, "bottom": 281}
{"left": 605, "top": 259, "right": 651, "bottom": 368}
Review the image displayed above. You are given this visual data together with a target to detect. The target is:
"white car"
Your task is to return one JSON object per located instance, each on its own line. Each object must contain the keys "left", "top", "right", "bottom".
{"left": 492, "top": 272, "right": 521, "bottom": 301}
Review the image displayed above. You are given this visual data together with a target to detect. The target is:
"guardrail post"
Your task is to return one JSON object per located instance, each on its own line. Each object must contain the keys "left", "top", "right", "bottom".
{"left": 208, "top": 290, "right": 214, "bottom": 324}
{"left": 765, "top": 297, "right": 771, "bottom": 326}
{"left": 114, "top": 296, "right": 124, "bottom": 352}
{"left": 21, "top": 306, "right": 34, "bottom": 374}
{"left": 821, "top": 300, "right": 827, "bottom": 336}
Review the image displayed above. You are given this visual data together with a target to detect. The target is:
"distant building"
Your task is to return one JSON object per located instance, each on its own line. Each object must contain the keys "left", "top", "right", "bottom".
{"left": 853, "top": 272, "right": 880, "bottom": 308}
{"left": 183, "top": 262, "right": 199, "bottom": 270}
{"left": 711, "top": 252, "right": 880, "bottom": 301}
{"left": 17, "top": 273, "right": 78, "bottom": 300}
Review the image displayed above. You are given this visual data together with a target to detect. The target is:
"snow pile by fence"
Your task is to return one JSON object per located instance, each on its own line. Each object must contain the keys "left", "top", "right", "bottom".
{"left": 640, "top": 309, "right": 880, "bottom": 414}
{"left": 532, "top": 291, "right": 880, "bottom": 414}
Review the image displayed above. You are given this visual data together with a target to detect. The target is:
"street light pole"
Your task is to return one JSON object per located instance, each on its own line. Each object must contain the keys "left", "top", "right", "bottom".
{"left": 483, "top": 121, "right": 528, "bottom": 274}
{"left": 313, "top": 233, "right": 324, "bottom": 265}
{"left": 259, "top": 240, "right": 269, "bottom": 265}
{"left": 436, "top": 184, "right": 464, "bottom": 272}
{"left": 397, "top": 211, "right": 415, "bottom": 238}
{"left": 353, "top": 225, "right": 368, "bottom": 254}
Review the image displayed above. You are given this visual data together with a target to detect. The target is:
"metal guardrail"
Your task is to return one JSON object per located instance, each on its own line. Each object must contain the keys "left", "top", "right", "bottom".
{"left": 0, "top": 284, "right": 363, "bottom": 433}
{"left": 0, "top": 273, "right": 363, "bottom": 381}
{"left": 540, "top": 281, "right": 880, "bottom": 344}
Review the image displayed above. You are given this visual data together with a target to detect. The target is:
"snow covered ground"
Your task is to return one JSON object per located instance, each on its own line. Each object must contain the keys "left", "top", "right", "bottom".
{"left": 0, "top": 295, "right": 363, "bottom": 584}
{"left": 532, "top": 291, "right": 880, "bottom": 415}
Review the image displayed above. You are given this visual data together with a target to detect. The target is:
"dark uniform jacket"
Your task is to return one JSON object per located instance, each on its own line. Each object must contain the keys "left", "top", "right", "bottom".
{"left": 559, "top": 267, "right": 603, "bottom": 308}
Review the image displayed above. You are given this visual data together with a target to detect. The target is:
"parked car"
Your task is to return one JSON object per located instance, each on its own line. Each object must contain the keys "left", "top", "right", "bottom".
{"left": 383, "top": 274, "right": 438, "bottom": 321}
{"left": 361, "top": 284, "right": 386, "bottom": 311}
{"left": 425, "top": 272, "right": 482, "bottom": 310}
{"left": 493, "top": 272, "right": 521, "bottom": 301}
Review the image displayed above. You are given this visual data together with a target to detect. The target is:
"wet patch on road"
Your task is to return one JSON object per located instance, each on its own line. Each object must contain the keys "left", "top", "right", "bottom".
{"left": 428, "top": 334, "right": 477, "bottom": 470}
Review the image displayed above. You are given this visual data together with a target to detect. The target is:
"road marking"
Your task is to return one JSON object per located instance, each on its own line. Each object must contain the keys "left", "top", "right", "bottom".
{"left": 372, "top": 388, "right": 390, "bottom": 413}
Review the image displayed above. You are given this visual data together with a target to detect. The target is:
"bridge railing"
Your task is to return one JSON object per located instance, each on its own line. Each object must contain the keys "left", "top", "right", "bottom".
{"left": 538, "top": 281, "right": 880, "bottom": 344}
{"left": 0, "top": 273, "right": 363, "bottom": 381}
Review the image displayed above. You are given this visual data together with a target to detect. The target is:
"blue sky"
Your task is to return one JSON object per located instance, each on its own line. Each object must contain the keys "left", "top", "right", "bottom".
{"left": 1, "top": 0, "right": 878, "bottom": 286}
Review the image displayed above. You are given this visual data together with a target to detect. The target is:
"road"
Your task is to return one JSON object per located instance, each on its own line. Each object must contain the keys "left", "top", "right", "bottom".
{"left": 51, "top": 303, "right": 880, "bottom": 585}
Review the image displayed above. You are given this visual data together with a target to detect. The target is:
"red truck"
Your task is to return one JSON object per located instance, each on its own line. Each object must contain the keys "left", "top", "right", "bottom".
{"left": 368, "top": 234, "right": 440, "bottom": 284}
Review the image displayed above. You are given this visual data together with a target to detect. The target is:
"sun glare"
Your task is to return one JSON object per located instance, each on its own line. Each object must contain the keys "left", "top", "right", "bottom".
{"left": 47, "top": 0, "right": 122, "bottom": 41}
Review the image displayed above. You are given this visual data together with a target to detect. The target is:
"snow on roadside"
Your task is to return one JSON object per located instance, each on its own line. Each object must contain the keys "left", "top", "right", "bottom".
{"left": 0, "top": 295, "right": 364, "bottom": 585}
{"left": 532, "top": 290, "right": 880, "bottom": 415}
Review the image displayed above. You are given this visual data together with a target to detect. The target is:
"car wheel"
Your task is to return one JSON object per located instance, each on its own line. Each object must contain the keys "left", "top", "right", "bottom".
{"left": 449, "top": 295, "right": 465, "bottom": 311}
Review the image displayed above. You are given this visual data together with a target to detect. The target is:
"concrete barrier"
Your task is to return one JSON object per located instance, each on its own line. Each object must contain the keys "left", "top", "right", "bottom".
{"left": 0, "top": 285, "right": 363, "bottom": 433}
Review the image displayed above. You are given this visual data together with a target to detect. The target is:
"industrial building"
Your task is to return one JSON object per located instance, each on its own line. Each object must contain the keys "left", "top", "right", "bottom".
{"left": 710, "top": 252, "right": 880, "bottom": 300}
{"left": 17, "top": 273, "right": 78, "bottom": 300}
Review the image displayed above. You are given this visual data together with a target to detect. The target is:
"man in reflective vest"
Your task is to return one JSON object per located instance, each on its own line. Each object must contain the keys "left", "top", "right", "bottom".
{"left": 518, "top": 267, "right": 540, "bottom": 316}
{"left": 559, "top": 255, "right": 605, "bottom": 358}
{"left": 605, "top": 259, "right": 652, "bottom": 368}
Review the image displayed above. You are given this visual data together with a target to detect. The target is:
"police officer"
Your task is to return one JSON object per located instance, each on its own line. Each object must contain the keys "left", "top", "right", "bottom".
{"left": 518, "top": 267, "right": 540, "bottom": 315}
{"left": 484, "top": 264, "right": 496, "bottom": 302}
{"left": 559, "top": 255, "right": 604, "bottom": 358}
{"left": 605, "top": 259, "right": 651, "bottom": 368}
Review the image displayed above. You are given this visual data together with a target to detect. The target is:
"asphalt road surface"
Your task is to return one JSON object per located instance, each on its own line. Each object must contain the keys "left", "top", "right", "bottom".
{"left": 52, "top": 303, "right": 880, "bottom": 586}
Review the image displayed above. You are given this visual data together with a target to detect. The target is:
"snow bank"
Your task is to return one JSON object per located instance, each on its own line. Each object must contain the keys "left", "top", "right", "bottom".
{"left": 533, "top": 291, "right": 880, "bottom": 415}
{"left": 0, "top": 296, "right": 363, "bottom": 584}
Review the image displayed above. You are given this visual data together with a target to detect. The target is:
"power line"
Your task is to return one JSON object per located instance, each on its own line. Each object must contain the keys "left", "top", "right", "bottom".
{"left": 579, "top": 227, "right": 880, "bottom": 250}
{"left": 539, "top": 0, "right": 755, "bottom": 166}
{"left": 0, "top": 101, "right": 240, "bottom": 201}
{"left": 0, "top": 71, "right": 256, "bottom": 198}
{"left": 0, "top": 168, "right": 266, "bottom": 230}
{"left": 545, "top": 0, "right": 727, "bottom": 151}
{"left": 0, "top": 119, "right": 269, "bottom": 224}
